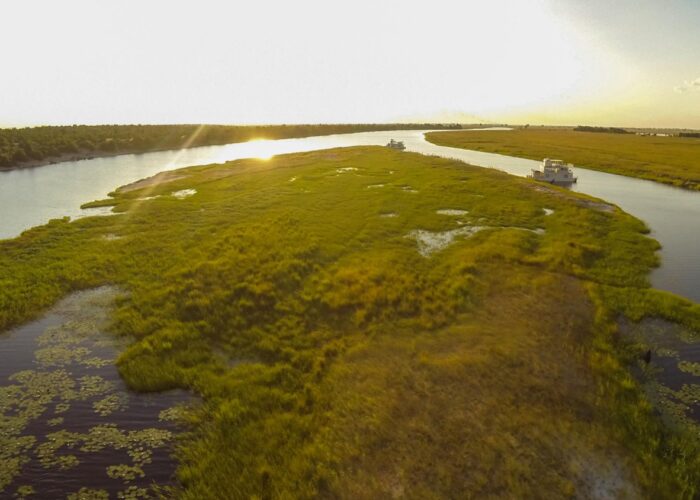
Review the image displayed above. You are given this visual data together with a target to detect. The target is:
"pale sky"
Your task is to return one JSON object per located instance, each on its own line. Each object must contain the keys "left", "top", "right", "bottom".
{"left": 2, "top": 0, "right": 699, "bottom": 128}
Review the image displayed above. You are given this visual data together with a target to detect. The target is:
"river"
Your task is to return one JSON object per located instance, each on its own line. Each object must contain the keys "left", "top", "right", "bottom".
{"left": 1, "top": 129, "right": 698, "bottom": 302}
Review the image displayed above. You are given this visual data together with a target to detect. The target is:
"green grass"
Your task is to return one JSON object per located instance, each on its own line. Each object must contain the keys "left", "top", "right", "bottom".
{"left": 425, "top": 128, "right": 700, "bottom": 190}
{"left": 1, "top": 147, "right": 699, "bottom": 497}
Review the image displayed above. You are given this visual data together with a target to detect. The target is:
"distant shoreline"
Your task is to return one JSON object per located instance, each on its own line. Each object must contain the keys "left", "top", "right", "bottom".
{"left": 0, "top": 146, "right": 182, "bottom": 172}
{"left": 426, "top": 128, "right": 700, "bottom": 191}
{"left": 0, "top": 141, "right": 247, "bottom": 172}
{"left": 0, "top": 123, "right": 466, "bottom": 173}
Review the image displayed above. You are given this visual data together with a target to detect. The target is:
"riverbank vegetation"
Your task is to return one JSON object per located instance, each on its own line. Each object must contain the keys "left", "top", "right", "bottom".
{"left": 0, "top": 123, "right": 462, "bottom": 170}
{"left": 1, "top": 147, "right": 699, "bottom": 497}
{"left": 426, "top": 128, "right": 700, "bottom": 190}
{"left": 574, "top": 125, "right": 630, "bottom": 134}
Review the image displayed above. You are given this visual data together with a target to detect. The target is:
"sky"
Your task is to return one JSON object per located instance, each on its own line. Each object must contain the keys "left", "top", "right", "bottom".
{"left": 1, "top": 0, "right": 699, "bottom": 129}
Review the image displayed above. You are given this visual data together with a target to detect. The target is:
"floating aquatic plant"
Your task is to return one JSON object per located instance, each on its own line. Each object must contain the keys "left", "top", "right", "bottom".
{"left": 655, "top": 347, "right": 679, "bottom": 359}
{"left": 117, "top": 486, "right": 150, "bottom": 499}
{"left": 127, "top": 428, "right": 172, "bottom": 449}
{"left": 36, "top": 430, "right": 80, "bottom": 470}
{"left": 36, "top": 346, "right": 90, "bottom": 367}
{"left": 80, "top": 424, "right": 128, "bottom": 453}
{"left": 0, "top": 454, "right": 31, "bottom": 492}
{"left": 67, "top": 487, "right": 109, "bottom": 500}
{"left": 47, "top": 417, "right": 64, "bottom": 427}
{"left": 674, "top": 384, "right": 700, "bottom": 406}
{"left": 158, "top": 405, "right": 189, "bottom": 423}
{"left": 93, "top": 394, "right": 128, "bottom": 417}
{"left": 82, "top": 357, "right": 113, "bottom": 368}
{"left": 678, "top": 361, "right": 700, "bottom": 377}
{"left": 107, "top": 464, "right": 145, "bottom": 482}
{"left": 127, "top": 448, "right": 153, "bottom": 468}
{"left": 55, "top": 403, "right": 70, "bottom": 414}
{"left": 15, "top": 485, "right": 35, "bottom": 498}
{"left": 77, "top": 375, "right": 115, "bottom": 399}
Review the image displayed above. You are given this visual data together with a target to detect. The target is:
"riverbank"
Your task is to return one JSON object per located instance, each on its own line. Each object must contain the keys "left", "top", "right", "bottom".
{"left": 1, "top": 147, "right": 699, "bottom": 497}
{"left": 0, "top": 147, "right": 175, "bottom": 171}
{"left": 0, "top": 123, "right": 463, "bottom": 172}
{"left": 425, "top": 128, "right": 700, "bottom": 190}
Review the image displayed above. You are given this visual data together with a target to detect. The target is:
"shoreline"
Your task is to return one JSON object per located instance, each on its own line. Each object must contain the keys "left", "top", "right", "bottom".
{"left": 0, "top": 145, "right": 210, "bottom": 173}
{"left": 425, "top": 130, "right": 700, "bottom": 192}
{"left": 0, "top": 124, "right": 466, "bottom": 173}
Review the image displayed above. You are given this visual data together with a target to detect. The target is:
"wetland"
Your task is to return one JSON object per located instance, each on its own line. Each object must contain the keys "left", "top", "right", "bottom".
{"left": 0, "top": 287, "right": 190, "bottom": 498}
{"left": 1, "top": 146, "right": 699, "bottom": 497}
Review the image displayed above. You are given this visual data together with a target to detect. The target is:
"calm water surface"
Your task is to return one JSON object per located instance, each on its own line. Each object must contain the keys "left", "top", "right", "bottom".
{"left": 1, "top": 129, "right": 698, "bottom": 301}
{"left": 0, "top": 287, "right": 189, "bottom": 497}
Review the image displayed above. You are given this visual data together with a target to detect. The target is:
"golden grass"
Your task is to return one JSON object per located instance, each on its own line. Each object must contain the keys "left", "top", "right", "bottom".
{"left": 426, "top": 128, "right": 700, "bottom": 190}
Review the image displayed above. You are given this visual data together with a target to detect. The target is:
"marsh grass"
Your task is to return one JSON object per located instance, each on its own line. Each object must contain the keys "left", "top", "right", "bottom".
{"left": 1, "top": 147, "right": 698, "bottom": 497}
{"left": 426, "top": 128, "right": 700, "bottom": 190}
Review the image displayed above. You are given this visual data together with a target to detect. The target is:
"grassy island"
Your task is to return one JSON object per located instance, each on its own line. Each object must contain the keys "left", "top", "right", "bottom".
{"left": 426, "top": 128, "right": 700, "bottom": 190}
{"left": 1, "top": 147, "right": 699, "bottom": 497}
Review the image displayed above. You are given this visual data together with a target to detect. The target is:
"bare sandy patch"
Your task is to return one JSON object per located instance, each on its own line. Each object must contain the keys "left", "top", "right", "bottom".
{"left": 437, "top": 209, "right": 469, "bottom": 216}
{"left": 171, "top": 189, "right": 197, "bottom": 199}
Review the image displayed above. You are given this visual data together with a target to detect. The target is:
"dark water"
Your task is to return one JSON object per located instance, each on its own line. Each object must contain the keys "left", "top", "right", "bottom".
{"left": 620, "top": 318, "right": 700, "bottom": 426}
{"left": 0, "top": 130, "right": 698, "bottom": 301}
{"left": 0, "top": 287, "right": 190, "bottom": 498}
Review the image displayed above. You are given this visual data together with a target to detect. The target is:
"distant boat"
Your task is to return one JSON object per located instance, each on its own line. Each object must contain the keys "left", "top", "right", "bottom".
{"left": 386, "top": 139, "right": 406, "bottom": 150}
{"left": 529, "top": 158, "right": 577, "bottom": 184}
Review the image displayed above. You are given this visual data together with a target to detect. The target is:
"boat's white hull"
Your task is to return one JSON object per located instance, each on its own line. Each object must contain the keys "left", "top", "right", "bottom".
{"left": 529, "top": 170, "right": 577, "bottom": 184}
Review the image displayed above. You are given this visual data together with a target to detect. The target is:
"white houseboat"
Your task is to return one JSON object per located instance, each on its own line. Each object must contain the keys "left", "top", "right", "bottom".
{"left": 386, "top": 139, "right": 406, "bottom": 150}
{"left": 529, "top": 158, "right": 577, "bottom": 184}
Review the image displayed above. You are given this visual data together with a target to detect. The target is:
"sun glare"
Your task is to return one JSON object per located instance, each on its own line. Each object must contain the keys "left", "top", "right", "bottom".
{"left": 237, "top": 139, "right": 274, "bottom": 160}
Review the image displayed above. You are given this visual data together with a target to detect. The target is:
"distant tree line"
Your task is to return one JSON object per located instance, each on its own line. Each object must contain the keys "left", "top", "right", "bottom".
{"left": 573, "top": 125, "right": 630, "bottom": 134}
{"left": 679, "top": 132, "right": 700, "bottom": 138}
{"left": 0, "top": 123, "right": 463, "bottom": 169}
